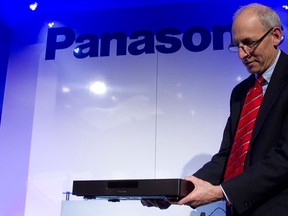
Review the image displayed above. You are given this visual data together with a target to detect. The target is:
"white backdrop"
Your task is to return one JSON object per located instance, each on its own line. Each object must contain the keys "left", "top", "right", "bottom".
{"left": 0, "top": 1, "right": 287, "bottom": 216}
{"left": 25, "top": 5, "right": 240, "bottom": 215}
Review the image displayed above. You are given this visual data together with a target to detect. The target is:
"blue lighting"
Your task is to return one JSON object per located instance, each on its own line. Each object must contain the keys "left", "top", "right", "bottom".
{"left": 29, "top": 2, "right": 38, "bottom": 11}
{"left": 48, "top": 22, "right": 55, "bottom": 28}
{"left": 74, "top": 48, "right": 80, "bottom": 54}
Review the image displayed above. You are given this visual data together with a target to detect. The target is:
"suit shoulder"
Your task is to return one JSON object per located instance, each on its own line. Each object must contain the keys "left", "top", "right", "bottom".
{"left": 231, "top": 75, "right": 254, "bottom": 96}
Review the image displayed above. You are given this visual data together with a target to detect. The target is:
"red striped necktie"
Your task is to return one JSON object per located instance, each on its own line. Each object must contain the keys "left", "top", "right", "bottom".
{"left": 224, "top": 76, "right": 265, "bottom": 181}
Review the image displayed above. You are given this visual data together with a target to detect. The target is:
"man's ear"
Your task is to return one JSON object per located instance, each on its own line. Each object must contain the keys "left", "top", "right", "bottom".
{"left": 272, "top": 27, "right": 283, "bottom": 47}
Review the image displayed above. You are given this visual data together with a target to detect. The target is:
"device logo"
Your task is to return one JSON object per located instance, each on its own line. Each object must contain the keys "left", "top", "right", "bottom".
{"left": 45, "top": 25, "right": 232, "bottom": 60}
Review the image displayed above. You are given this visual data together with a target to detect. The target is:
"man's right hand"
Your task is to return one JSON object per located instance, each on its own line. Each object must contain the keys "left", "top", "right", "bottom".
{"left": 141, "top": 199, "right": 171, "bottom": 209}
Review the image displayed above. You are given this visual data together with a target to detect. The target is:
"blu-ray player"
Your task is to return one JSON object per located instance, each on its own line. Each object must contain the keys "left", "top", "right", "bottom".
{"left": 72, "top": 178, "right": 194, "bottom": 201}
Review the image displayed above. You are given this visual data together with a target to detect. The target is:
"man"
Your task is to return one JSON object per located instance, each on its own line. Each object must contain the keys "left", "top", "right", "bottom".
{"left": 142, "top": 3, "right": 288, "bottom": 216}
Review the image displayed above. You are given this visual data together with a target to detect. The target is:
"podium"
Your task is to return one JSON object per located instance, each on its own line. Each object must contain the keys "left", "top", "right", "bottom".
{"left": 61, "top": 199, "right": 226, "bottom": 216}
{"left": 61, "top": 200, "right": 194, "bottom": 216}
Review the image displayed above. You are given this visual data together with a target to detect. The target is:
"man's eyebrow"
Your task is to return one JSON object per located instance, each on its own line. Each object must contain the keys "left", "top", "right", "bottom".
{"left": 233, "top": 36, "right": 255, "bottom": 44}
{"left": 242, "top": 37, "right": 255, "bottom": 42}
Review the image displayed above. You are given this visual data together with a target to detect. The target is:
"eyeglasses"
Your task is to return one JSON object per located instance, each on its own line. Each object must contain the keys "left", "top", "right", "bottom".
{"left": 228, "top": 27, "right": 274, "bottom": 53}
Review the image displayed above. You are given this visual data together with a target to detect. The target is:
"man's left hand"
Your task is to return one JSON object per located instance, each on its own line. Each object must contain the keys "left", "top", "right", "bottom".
{"left": 177, "top": 176, "right": 224, "bottom": 207}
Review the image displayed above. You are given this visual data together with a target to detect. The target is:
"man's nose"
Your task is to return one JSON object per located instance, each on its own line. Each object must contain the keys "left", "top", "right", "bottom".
{"left": 238, "top": 46, "right": 249, "bottom": 59}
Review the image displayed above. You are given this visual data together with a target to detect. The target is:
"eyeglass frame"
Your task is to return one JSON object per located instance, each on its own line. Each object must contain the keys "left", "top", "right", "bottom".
{"left": 228, "top": 27, "right": 274, "bottom": 53}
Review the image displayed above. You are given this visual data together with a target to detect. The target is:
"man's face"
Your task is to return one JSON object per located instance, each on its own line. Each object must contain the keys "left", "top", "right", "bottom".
{"left": 231, "top": 11, "right": 280, "bottom": 74}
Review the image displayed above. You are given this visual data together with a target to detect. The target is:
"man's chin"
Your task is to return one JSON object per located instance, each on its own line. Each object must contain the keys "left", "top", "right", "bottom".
{"left": 245, "top": 65, "right": 260, "bottom": 74}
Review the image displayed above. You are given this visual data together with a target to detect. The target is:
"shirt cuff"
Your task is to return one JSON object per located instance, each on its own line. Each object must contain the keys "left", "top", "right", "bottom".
{"left": 220, "top": 184, "right": 231, "bottom": 205}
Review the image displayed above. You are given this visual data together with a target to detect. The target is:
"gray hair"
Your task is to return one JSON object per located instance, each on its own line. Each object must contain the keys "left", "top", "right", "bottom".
{"left": 233, "top": 3, "right": 281, "bottom": 30}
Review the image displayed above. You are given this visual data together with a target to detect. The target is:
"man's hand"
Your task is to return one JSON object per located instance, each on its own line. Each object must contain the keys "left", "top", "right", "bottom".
{"left": 177, "top": 176, "right": 224, "bottom": 207}
{"left": 141, "top": 199, "right": 171, "bottom": 209}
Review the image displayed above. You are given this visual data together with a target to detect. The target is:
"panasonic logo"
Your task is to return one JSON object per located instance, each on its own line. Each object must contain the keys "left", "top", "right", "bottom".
{"left": 45, "top": 25, "right": 232, "bottom": 60}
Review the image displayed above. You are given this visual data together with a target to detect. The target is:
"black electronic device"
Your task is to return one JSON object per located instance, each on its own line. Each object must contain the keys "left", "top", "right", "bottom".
{"left": 72, "top": 178, "right": 194, "bottom": 202}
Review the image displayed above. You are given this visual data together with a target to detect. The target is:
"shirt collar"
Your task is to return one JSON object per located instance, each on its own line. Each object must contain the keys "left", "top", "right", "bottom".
{"left": 258, "top": 50, "right": 281, "bottom": 83}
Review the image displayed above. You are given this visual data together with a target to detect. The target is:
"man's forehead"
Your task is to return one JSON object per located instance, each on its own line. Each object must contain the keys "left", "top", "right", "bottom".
{"left": 232, "top": 14, "right": 264, "bottom": 35}
{"left": 233, "top": 13, "right": 260, "bottom": 27}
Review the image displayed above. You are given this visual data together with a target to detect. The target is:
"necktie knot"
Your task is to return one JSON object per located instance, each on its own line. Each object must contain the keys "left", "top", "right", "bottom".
{"left": 257, "top": 76, "right": 265, "bottom": 85}
{"left": 253, "top": 76, "right": 265, "bottom": 95}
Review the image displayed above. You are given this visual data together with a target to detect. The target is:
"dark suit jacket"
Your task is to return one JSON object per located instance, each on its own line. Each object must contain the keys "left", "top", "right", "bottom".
{"left": 194, "top": 51, "right": 288, "bottom": 216}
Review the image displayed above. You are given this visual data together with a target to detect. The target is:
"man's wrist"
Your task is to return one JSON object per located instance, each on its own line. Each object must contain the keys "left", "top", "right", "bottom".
{"left": 214, "top": 185, "right": 225, "bottom": 200}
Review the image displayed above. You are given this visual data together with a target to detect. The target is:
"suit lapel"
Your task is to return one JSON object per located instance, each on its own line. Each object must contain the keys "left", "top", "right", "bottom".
{"left": 231, "top": 75, "right": 255, "bottom": 137}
